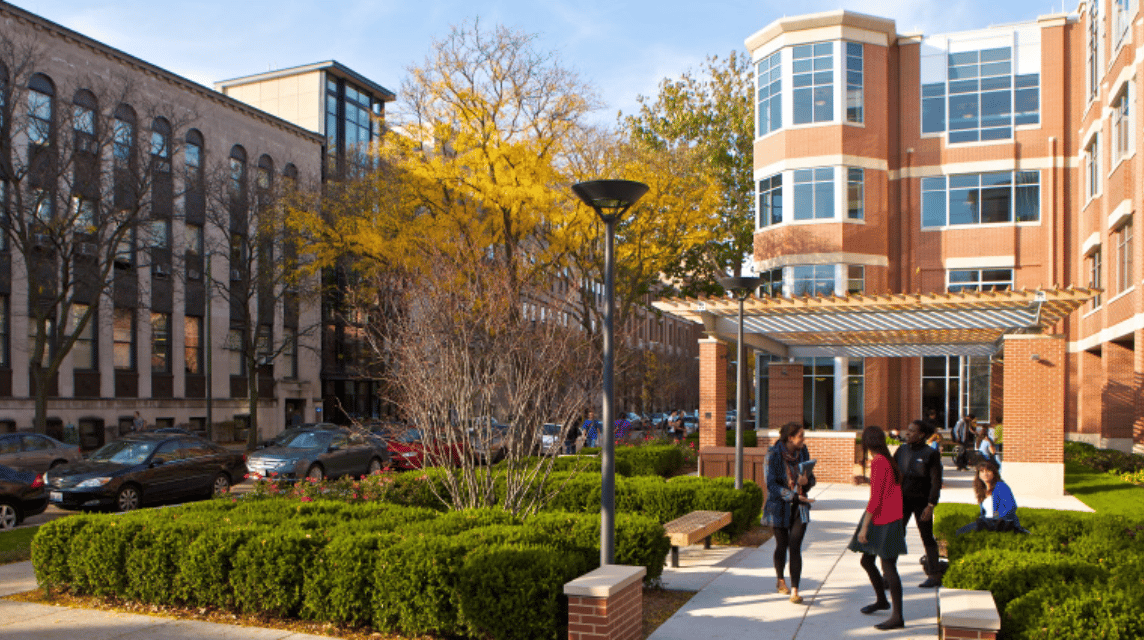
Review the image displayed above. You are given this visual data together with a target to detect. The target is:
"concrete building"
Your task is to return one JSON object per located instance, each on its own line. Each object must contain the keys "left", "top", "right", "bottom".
{"left": 719, "top": 4, "right": 1142, "bottom": 456}
{"left": 0, "top": 4, "right": 324, "bottom": 446}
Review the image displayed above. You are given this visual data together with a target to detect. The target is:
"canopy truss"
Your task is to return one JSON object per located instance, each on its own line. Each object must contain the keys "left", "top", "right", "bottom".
{"left": 652, "top": 287, "right": 1099, "bottom": 358}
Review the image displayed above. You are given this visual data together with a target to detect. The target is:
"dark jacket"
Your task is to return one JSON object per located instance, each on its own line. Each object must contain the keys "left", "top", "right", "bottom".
{"left": 762, "top": 442, "right": 816, "bottom": 528}
{"left": 893, "top": 441, "right": 942, "bottom": 505}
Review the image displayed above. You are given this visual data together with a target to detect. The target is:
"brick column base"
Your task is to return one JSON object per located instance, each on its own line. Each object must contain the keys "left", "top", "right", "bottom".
{"left": 941, "top": 627, "right": 998, "bottom": 639}
{"left": 565, "top": 565, "right": 645, "bottom": 640}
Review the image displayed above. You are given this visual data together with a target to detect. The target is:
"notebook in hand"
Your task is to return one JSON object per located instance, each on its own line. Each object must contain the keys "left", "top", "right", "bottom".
{"left": 798, "top": 459, "right": 817, "bottom": 475}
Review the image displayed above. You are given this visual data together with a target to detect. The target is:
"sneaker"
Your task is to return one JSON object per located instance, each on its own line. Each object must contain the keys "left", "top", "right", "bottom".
{"left": 776, "top": 578, "right": 790, "bottom": 595}
{"left": 918, "top": 576, "right": 943, "bottom": 588}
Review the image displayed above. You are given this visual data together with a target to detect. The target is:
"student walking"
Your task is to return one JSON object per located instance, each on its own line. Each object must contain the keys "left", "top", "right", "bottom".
{"left": 849, "top": 425, "right": 907, "bottom": 630}
{"left": 582, "top": 410, "right": 600, "bottom": 448}
{"left": 564, "top": 421, "right": 581, "bottom": 455}
{"left": 763, "top": 421, "right": 816, "bottom": 604}
{"left": 893, "top": 419, "right": 944, "bottom": 588}
{"left": 951, "top": 412, "right": 975, "bottom": 470}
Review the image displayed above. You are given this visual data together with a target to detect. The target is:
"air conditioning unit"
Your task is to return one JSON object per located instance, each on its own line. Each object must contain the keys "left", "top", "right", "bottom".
{"left": 153, "top": 264, "right": 170, "bottom": 277}
{"left": 257, "top": 356, "right": 274, "bottom": 366}
{"left": 187, "top": 268, "right": 201, "bottom": 280}
{"left": 229, "top": 268, "right": 243, "bottom": 282}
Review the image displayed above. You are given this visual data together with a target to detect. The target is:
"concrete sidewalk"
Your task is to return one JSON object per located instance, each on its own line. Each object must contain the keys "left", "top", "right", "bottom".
{"left": 648, "top": 460, "right": 1092, "bottom": 640}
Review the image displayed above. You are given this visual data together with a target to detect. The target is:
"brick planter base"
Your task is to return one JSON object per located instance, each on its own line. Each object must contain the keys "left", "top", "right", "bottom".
{"left": 565, "top": 565, "right": 645, "bottom": 640}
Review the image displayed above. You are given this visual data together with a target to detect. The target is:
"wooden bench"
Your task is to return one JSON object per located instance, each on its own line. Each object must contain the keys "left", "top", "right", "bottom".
{"left": 663, "top": 510, "right": 732, "bottom": 568}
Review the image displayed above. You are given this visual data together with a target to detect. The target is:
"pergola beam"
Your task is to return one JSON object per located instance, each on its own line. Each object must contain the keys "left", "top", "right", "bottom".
{"left": 698, "top": 311, "right": 789, "bottom": 357}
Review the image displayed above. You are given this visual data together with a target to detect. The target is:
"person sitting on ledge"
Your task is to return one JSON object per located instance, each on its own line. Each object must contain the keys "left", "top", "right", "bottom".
{"left": 956, "top": 459, "right": 1029, "bottom": 535}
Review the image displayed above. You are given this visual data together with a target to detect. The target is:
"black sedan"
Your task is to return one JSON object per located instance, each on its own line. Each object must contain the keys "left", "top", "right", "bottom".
{"left": 246, "top": 426, "right": 390, "bottom": 481}
{"left": 0, "top": 464, "right": 47, "bottom": 529}
{"left": 45, "top": 433, "right": 247, "bottom": 512}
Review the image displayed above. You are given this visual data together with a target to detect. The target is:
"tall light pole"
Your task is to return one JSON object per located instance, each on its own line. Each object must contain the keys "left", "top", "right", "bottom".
{"left": 716, "top": 275, "right": 762, "bottom": 490}
{"left": 572, "top": 179, "right": 648, "bottom": 566}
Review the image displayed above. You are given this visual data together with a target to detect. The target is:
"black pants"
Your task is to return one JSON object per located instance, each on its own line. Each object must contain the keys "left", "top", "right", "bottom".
{"left": 860, "top": 552, "right": 902, "bottom": 619}
{"left": 903, "top": 494, "right": 940, "bottom": 577}
{"left": 773, "top": 507, "right": 807, "bottom": 588}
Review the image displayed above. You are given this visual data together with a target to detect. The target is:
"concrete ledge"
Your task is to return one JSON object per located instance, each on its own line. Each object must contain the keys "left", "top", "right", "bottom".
{"left": 1002, "top": 461, "right": 1064, "bottom": 499}
{"left": 564, "top": 565, "right": 646, "bottom": 598}
{"left": 939, "top": 587, "right": 1000, "bottom": 631}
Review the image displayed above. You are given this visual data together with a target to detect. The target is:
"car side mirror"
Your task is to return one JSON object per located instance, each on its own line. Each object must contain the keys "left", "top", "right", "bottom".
{"left": 151, "top": 456, "right": 167, "bottom": 467}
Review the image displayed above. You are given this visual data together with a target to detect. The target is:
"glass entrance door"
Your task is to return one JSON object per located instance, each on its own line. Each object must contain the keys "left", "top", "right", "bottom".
{"left": 921, "top": 356, "right": 991, "bottom": 430}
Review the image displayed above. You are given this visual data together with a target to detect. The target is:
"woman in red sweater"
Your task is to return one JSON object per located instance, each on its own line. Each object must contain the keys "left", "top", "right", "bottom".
{"left": 848, "top": 425, "right": 907, "bottom": 630}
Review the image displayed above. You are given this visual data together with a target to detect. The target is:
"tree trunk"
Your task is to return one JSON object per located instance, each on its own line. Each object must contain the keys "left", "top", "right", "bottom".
{"left": 33, "top": 368, "right": 47, "bottom": 434}
{"left": 246, "top": 364, "right": 260, "bottom": 452}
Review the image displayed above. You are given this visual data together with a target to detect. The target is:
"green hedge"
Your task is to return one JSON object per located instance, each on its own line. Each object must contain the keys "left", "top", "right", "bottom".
{"left": 32, "top": 498, "right": 669, "bottom": 640}
{"left": 685, "top": 429, "right": 759, "bottom": 448}
{"left": 1064, "top": 440, "right": 1144, "bottom": 474}
{"left": 934, "top": 504, "right": 1144, "bottom": 639}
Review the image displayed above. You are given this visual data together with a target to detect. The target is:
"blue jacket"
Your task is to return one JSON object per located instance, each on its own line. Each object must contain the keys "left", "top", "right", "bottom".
{"left": 762, "top": 442, "right": 815, "bottom": 528}
{"left": 983, "top": 480, "right": 1018, "bottom": 520}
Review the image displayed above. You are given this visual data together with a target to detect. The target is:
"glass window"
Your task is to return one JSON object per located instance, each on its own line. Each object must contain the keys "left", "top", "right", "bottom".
{"left": 1114, "top": 0, "right": 1132, "bottom": 43}
{"left": 148, "top": 220, "right": 169, "bottom": 249}
{"left": 228, "top": 150, "right": 246, "bottom": 201}
{"left": 1113, "top": 86, "right": 1131, "bottom": 163}
{"left": 945, "top": 47, "right": 1021, "bottom": 143}
{"left": 790, "top": 265, "right": 834, "bottom": 297}
{"left": 757, "top": 173, "right": 782, "bottom": 228}
{"left": 1089, "top": 250, "right": 1103, "bottom": 308}
{"left": 792, "top": 42, "right": 833, "bottom": 124}
{"left": 1086, "top": 135, "right": 1101, "bottom": 199}
{"left": 1014, "top": 74, "right": 1040, "bottom": 125}
{"left": 947, "top": 268, "right": 1013, "bottom": 292}
{"left": 847, "top": 168, "right": 864, "bottom": 219}
{"left": 185, "top": 223, "right": 203, "bottom": 258}
{"left": 184, "top": 316, "right": 201, "bottom": 375}
{"left": 798, "top": 356, "right": 834, "bottom": 429}
{"left": 283, "top": 327, "right": 297, "bottom": 378}
{"left": 756, "top": 51, "right": 782, "bottom": 136}
{"left": 113, "top": 307, "right": 134, "bottom": 370}
{"left": 113, "top": 115, "right": 133, "bottom": 163}
{"left": 1116, "top": 218, "right": 1133, "bottom": 294}
{"left": 71, "top": 196, "right": 95, "bottom": 232}
{"left": 847, "top": 358, "right": 864, "bottom": 429}
{"left": 1089, "top": 2, "right": 1101, "bottom": 100}
{"left": 71, "top": 303, "right": 95, "bottom": 370}
{"left": 760, "top": 267, "right": 783, "bottom": 298}
{"left": 793, "top": 167, "right": 834, "bottom": 220}
{"left": 847, "top": 265, "right": 865, "bottom": 294}
{"left": 921, "top": 171, "right": 1038, "bottom": 227}
{"left": 846, "top": 42, "right": 863, "bottom": 123}
{"left": 922, "top": 83, "right": 946, "bottom": 133}
{"left": 151, "top": 312, "right": 170, "bottom": 373}
{"left": 27, "top": 81, "right": 52, "bottom": 146}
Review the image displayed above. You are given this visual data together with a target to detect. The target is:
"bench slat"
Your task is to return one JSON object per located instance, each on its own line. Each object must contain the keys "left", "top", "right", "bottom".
{"left": 664, "top": 510, "right": 732, "bottom": 546}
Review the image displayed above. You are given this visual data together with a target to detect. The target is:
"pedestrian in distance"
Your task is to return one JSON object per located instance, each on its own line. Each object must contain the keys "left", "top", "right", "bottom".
{"left": 951, "top": 412, "right": 975, "bottom": 471}
{"left": 132, "top": 411, "right": 146, "bottom": 433}
{"left": 564, "top": 420, "right": 581, "bottom": 455}
{"left": 582, "top": 409, "right": 600, "bottom": 448}
{"left": 893, "top": 420, "right": 944, "bottom": 588}
{"left": 975, "top": 425, "right": 997, "bottom": 465}
{"left": 763, "top": 421, "right": 816, "bottom": 605}
{"left": 614, "top": 416, "right": 630, "bottom": 442}
{"left": 849, "top": 425, "right": 907, "bottom": 630}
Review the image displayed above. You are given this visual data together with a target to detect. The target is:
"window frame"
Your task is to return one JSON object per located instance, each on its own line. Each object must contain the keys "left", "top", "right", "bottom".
{"left": 845, "top": 42, "right": 864, "bottom": 124}
{"left": 1112, "top": 84, "right": 1132, "bottom": 165}
{"left": 150, "top": 312, "right": 171, "bottom": 373}
{"left": 921, "top": 170, "right": 1040, "bottom": 228}
{"left": 184, "top": 315, "right": 202, "bottom": 375}
{"left": 847, "top": 167, "right": 864, "bottom": 220}
{"left": 1085, "top": 134, "right": 1101, "bottom": 201}
{"left": 71, "top": 303, "right": 96, "bottom": 370}
{"left": 792, "top": 167, "right": 835, "bottom": 221}
{"left": 113, "top": 307, "right": 135, "bottom": 370}
{"left": 757, "top": 173, "right": 782, "bottom": 229}
{"left": 792, "top": 42, "right": 835, "bottom": 125}
{"left": 946, "top": 268, "right": 1014, "bottom": 293}
{"left": 756, "top": 51, "right": 783, "bottom": 137}
{"left": 1115, "top": 217, "right": 1134, "bottom": 295}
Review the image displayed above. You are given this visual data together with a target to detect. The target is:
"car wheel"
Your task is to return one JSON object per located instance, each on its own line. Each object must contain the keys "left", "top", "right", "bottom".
{"left": 116, "top": 485, "right": 141, "bottom": 512}
{"left": 212, "top": 473, "right": 231, "bottom": 496}
{"left": 306, "top": 464, "right": 324, "bottom": 481}
{"left": 367, "top": 457, "right": 383, "bottom": 475}
{"left": 0, "top": 501, "right": 18, "bottom": 530}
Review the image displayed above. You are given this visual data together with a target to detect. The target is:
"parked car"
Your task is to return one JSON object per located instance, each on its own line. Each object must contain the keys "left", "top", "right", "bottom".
{"left": 256, "top": 422, "right": 340, "bottom": 449}
{"left": 534, "top": 423, "right": 562, "bottom": 456}
{"left": 468, "top": 423, "right": 509, "bottom": 464}
{"left": 45, "top": 433, "right": 246, "bottom": 512}
{"left": 384, "top": 427, "right": 465, "bottom": 470}
{"left": 153, "top": 427, "right": 194, "bottom": 436}
{"left": 681, "top": 415, "right": 699, "bottom": 434}
{"left": 246, "top": 425, "right": 389, "bottom": 481}
{"left": 0, "top": 463, "right": 47, "bottom": 529}
{"left": 0, "top": 433, "right": 83, "bottom": 474}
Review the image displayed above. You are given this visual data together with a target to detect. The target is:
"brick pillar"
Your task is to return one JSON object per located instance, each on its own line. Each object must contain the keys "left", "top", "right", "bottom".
{"left": 1002, "top": 335, "right": 1065, "bottom": 498}
{"left": 1103, "top": 338, "right": 1135, "bottom": 451}
{"left": 698, "top": 338, "right": 727, "bottom": 451}
{"left": 1078, "top": 348, "right": 1103, "bottom": 437}
{"left": 565, "top": 565, "right": 645, "bottom": 640}
{"left": 1135, "top": 329, "right": 1144, "bottom": 454}
{"left": 767, "top": 363, "right": 803, "bottom": 431}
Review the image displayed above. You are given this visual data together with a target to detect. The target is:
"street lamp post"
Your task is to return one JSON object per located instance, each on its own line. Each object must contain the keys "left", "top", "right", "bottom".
{"left": 572, "top": 179, "right": 648, "bottom": 566}
{"left": 716, "top": 275, "right": 762, "bottom": 490}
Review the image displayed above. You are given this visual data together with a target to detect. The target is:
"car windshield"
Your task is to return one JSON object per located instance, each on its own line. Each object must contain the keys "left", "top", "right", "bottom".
{"left": 541, "top": 424, "right": 560, "bottom": 435}
{"left": 277, "top": 431, "right": 331, "bottom": 449}
{"left": 88, "top": 440, "right": 157, "bottom": 465}
{"left": 396, "top": 429, "right": 422, "bottom": 443}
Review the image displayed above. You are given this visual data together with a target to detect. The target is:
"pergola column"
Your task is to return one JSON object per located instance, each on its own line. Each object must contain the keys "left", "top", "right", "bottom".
{"left": 1002, "top": 334, "right": 1066, "bottom": 498}
{"left": 698, "top": 338, "right": 727, "bottom": 455}
{"left": 768, "top": 362, "right": 803, "bottom": 430}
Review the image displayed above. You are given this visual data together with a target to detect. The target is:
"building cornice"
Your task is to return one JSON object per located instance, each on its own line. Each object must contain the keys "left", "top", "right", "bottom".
{"left": 744, "top": 10, "right": 898, "bottom": 54}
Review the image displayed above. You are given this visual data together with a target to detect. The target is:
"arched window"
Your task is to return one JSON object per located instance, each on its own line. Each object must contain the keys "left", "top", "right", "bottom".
{"left": 27, "top": 73, "right": 54, "bottom": 146}
{"left": 72, "top": 90, "right": 97, "bottom": 142}
{"left": 283, "top": 163, "right": 298, "bottom": 182}
{"left": 184, "top": 129, "right": 204, "bottom": 185}
{"left": 150, "top": 117, "right": 171, "bottom": 162}
{"left": 228, "top": 144, "right": 246, "bottom": 201}
{"left": 256, "top": 154, "right": 273, "bottom": 191}
{"left": 113, "top": 104, "right": 136, "bottom": 164}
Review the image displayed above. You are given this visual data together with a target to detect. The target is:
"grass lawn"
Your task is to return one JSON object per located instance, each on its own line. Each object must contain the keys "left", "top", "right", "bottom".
{"left": 1064, "top": 460, "right": 1144, "bottom": 517}
{"left": 0, "top": 526, "right": 38, "bottom": 564}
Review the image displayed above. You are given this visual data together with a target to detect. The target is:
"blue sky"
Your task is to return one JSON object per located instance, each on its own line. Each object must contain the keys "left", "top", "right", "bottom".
{"left": 12, "top": 0, "right": 1070, "bottom": 126}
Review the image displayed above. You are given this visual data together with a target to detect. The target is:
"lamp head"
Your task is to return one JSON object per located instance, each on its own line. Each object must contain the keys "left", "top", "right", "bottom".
{"left": 716, "top": 275, "right": 764, "bottom": 299}
{"left": 571, "top": 180, "right": 649, "bottom": 223}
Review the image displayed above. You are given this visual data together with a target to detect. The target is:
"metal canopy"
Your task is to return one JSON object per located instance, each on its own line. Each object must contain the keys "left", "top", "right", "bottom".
{"left": 652, "top": 287, "right": 1098, "bottom": 358}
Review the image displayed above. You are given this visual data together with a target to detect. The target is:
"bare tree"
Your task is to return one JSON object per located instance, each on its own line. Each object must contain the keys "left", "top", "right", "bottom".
{"left": 198, "top": 152, "right": 322, "bottom": 450}
{"left": 375, "top": 244, "right": 599, "bottom": 515}
{"left": 0, "top": 33, "right": 201, "bottom": 433}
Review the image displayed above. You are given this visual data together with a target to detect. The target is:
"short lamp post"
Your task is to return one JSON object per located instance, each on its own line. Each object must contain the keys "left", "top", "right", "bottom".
{"left": 716, "top": 275, "right": 762, "bottom": 490}
{"left": 572, "top": 179, "right": 649, "bottom": 566}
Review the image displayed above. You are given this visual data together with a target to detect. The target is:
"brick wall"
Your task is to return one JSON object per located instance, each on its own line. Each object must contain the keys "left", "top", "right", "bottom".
{"left": 1103, "top": 339, "right": 1135, "bottom": 440}
{"left": 698, "top": 339, "right": 727, "bottom": 452}
{"left": 699, "top": 431, "right": 863, "bottom": 485}
{"left": 1002, "top": 335, "right": 1065, "bottom": 465}
{"left": 566, "top": 568, "right": 643, "bottom": 640}
{"left": 767, "top": 363, "right": 803, "bottom": 430}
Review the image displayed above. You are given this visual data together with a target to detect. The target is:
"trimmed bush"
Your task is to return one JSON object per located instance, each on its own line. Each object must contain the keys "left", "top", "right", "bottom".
{"left": 615, "top": 445, "right": 684, "bottom": 476}
{"left": 944, "top": 549, "right": 1108, "bottom": 610}
{"left": 175, "top": 524, "right": 270, "bottom": 607}
{"left": 371, "top": 535, "right": 477, "bottom": 637}
{"left": 301, "top": 532, "right": 402, "bottom": 625}
{"left": 31, "top": 514, "right": 94, "bottom": 589}
{"left": 67, "top": 519, "right": 147, "bottom": 596}
{"left": 125, "top": 521, "right": 206, "bottom": 604}
{"left": 231, "top": 529, "right": 328, "bottom": 617}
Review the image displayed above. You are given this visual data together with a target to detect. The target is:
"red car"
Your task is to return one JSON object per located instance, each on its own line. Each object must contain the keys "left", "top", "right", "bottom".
{"left": 384, "top": 427, "right": 465, "bottom": 470}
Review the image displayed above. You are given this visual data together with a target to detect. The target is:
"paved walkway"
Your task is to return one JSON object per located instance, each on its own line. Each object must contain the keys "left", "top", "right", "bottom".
{"left": 648, "top": 459, "right": 1092, "bottom": 640}
{"left": 0, "top": 459, "right": 1092, "bottom": 640}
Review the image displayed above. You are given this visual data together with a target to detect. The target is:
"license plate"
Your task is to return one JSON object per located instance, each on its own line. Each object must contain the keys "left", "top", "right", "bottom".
{"left": 50, "top": 491, "right": 62, "bottom": 502}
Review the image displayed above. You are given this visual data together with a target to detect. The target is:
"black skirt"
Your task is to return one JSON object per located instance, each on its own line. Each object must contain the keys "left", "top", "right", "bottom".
{"left": 847, "top": 518, "right": 907, "bottom": 560}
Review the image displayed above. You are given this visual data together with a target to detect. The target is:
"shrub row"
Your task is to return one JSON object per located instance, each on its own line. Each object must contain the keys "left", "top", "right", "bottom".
{"left": 684, "top": 429, "right": 759, "bottom": 448}
{"left": 934, "top": 504, "right": 1144, "bottom": 640}
{"left": 32, "top": 500, "right": 668, "bottom": 640}
{"left": 1064, "top": 440, "right": 1144, "bottom": 475}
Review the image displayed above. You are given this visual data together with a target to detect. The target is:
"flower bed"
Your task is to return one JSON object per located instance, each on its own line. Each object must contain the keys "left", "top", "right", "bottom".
{"left": 1065, "top": 441, "right": 1144, "bottom": 484}
{"left": 934, "top": 504, "right": 1144, "bottom": 639}
{"left": 32, "top": 500, "right": 669, "bottom": 640}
